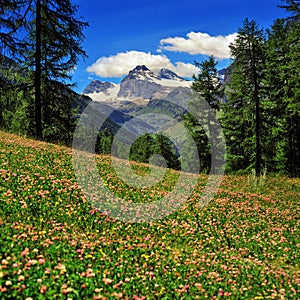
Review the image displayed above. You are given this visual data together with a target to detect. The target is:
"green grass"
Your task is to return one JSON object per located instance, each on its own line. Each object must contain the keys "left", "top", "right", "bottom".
{"left": 0, "top": 131, "right": 299, "bottom": 299}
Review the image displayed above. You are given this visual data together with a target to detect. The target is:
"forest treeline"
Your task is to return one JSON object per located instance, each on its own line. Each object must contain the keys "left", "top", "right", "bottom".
{"left": 0, "top": 0, "right": 88, "bottom": 144}
{"left": 0, "top": 0, "right": 299, "bottom": 177}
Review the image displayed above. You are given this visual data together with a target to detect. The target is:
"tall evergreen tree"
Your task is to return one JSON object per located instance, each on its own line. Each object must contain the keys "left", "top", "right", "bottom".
{"left": 96, "top": 128, "right": 114, "bottom": 155}
{"left": 152, "top": 133, "right": 181, "bottom": 170}
{"left": 283, "top": 0, "right": 300, "bottom": 177}
{"left": 184, "top": 56, "right": 224, "bottom": 173}
{"left": 266, "top": 0, "right": 300, "bottom": 176}
{"left": 264, "top": 19, "right": 290, "bottom": 173}
{"left": 192, "top": 55, "right": 224, "bottom": 111}
{"left": 129, "top": 133, "right": 154, "bottom": 164}
{"left": 0, "top": 0, "right": 88, "bottom": 142}
{"left": 24, "top": 0, "right": 88, "bottom": 139}
{"left": 222, "top": 19, "right": 266, "bottom": 175}
{"left": 182, "top": 112, "right": 211, "bottom": 173}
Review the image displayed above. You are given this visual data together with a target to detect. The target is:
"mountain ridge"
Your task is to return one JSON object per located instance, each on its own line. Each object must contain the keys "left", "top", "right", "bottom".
{"left": 83, "top": 64, "right": 231, "bottom": 103}
{"left": 83, "top": 65, "right": 192, "bottom": 104}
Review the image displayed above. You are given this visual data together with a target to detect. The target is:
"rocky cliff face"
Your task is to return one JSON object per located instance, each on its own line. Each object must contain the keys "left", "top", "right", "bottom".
{"left": 83, "top": 64, "right": 230, "bottom": 115}
{"left": 83, "top": 65, "right": 191, "bottom": 105}
{"left": 82, "top": 80, "right": 114, "bottom": 94}
{"left": 117, "top": 65, "right": 162, "bottom": 99}
{"left": 81, "top": 64, "right": 231, "bottom": 134}
{"left": 218, "top": 63, "right": 233, "bottom": 84}
{"left": 158, "top": 68, "right": 185, "bottom": 81}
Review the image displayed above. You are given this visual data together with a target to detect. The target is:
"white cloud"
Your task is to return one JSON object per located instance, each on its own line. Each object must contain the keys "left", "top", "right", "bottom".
{"left": 87, "top": 50, "right": 199, "bottom": 78}
{"left": 171, "top": 62, "right": 199, "bottom": 78}
{"left": 160, "top": 32, "right": 237, "bottom": 59}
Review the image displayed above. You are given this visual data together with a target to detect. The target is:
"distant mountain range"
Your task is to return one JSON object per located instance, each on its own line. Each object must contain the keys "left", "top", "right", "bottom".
{"left": 83, "top": 65, "right": 231, "bottom": 111}
{"left": 80, "top": 64, "right": 233, "bottom": 134}
{"left": 83, "top": 65, "right": 192, "bottom": 111}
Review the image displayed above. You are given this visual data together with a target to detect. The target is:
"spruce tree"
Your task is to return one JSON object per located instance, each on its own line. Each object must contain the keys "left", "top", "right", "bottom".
{"left": 222, "top": 19, "right": 266, "bottom": 175}
{"left": 0, "top": 0, "right": 88, "bottom": 142}
{"left": 129, "top": 133, "right": 154, "bottom": 164}
{"left": 192, "top": 55, "right": 224, "bottom": 111}
{"left": 268, "top": 0, "right": 300, "bottom": 176}
{"left": 152, "top": 133, "right": 181, "bottom": 170}
{"left": 24, "top": 0, "right": 88, "bottom": 140}
{"left": 182, "top": 112, "right": 210, "bottom": 173}
{"left": 184, "top": 56, "right": 224, "bottom": 173}
{"left": 264, "top": 19, "right": 290, "bottom": 173}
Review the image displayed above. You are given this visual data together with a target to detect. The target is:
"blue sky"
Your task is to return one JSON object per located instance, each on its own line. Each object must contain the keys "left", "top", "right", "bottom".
{"left": 72, "top": 0, "right": 289, "bottom": 93}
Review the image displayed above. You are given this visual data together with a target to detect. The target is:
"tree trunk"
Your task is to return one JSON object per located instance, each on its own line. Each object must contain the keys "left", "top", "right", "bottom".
{"left": 250, "top": 42, "right": 262, "bottom": 176}
{"left": 35, "top": 0, "right": 42, "bottom": 139}
{"left": 254, "top": 86, "right": 261, "bottom": 176}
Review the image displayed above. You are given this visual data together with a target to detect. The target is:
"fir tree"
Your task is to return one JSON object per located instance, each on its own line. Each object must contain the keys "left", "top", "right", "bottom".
{"left": 184, "top": 56, "right": 224, "bottom": 174}
{"left": 130, "top": 133, "right": 154, "bottom": 164}
{"left": 24, "top": 0, "right": 88, "bottom": 139}
{"left": 267, "top": 0, "right": 300, "bottom": 176}
{"left": 192, "top": 55, "right": 224, "bottom": 111}
{"left": 222, "top": 19, "right": 266, "bottom": 175}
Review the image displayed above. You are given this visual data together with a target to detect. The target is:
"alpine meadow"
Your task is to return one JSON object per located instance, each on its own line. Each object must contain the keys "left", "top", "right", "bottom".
{"left": 0, "top": 0, "right": 299, "bottom": 299}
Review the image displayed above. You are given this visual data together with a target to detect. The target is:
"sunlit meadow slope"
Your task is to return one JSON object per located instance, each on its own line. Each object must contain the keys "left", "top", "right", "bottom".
{"left": 0, "top": 131, "right": 299, "bottom": 299}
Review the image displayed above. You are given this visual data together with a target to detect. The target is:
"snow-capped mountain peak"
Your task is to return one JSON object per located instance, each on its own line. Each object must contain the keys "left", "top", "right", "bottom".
{"left": 127, "top": 65, "right": 158, "bottom": 80}
{"left": 83, "top": 65, "right": 191, "bottom": 105}
{"left": 82, "top": 80, "right": 115, "bottom": 94}
{"left": 158, "top": 68, "right": 185, "bottom": 81}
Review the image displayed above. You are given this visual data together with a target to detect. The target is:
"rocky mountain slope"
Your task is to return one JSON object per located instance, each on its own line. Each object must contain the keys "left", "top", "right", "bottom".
{"left": 83, "top": 65, "right": 192, "bottom": 109}
{"left": 83, "top": 64, "right": 231, "bottom": 108}
{"left": 82, "top": 64, "right": 232, "bottom": 132}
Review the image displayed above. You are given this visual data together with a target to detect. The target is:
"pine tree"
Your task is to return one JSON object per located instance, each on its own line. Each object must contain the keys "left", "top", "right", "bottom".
{"left": 264, "top": 19, "right": 290, "bottom": 173}
{"left": 129, "top": 133, "right": 154, "bottom": 164}
{"left": 96, "top": 128, "right": 113, "bottom": 155}
{"left": 182, "top": 112, "right": 210, "bottom": 173}
{"left": 267, "top": 0, "right": 300, "bottom": 176}
{"left": 24, "top": 0, "right": 88, "bottom": 139}
{"left": 0, "top": 0, "right": 88, "bottom": 142}
{"left": 262, "top": 0, "right": 300, "bottom": 176}
{"left": 279, "top": 0, "right": 300, "bottom": 16}
{"left": 184, "top": 56, "right": 224, "bottom": 173}
{"left": 222, "top": 19, "right": 266, "bottom": 175}
{"left": 192, "top": 55, "right": 224, "bottom": 111}
{"left": 150, "top": 133, "right": 180, "bottom": 170}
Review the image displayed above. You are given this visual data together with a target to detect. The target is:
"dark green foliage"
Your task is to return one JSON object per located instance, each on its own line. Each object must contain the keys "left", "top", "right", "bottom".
{"left": 183, "top": 56, "right": 224, "bottom": 174}
{"left": 129, "top": 133, "right": 154, "bottom": 163}
{"left": 0, "top": 0, "right": 88, "bottom": 145}
{"left": 151, "top": 132, "right": 181, "bottom": 170}
{"left": 264, "top": 0, "right": 300, "bottom": 176}
{"left": 96, "top": 131, "right": 181, "bottom": 170}
{"left": 182, "top": 112, "right": 211, "bottom": 173}
{"left": 41, "top": 80, "right": 80, "bottom": 144}
{"left": 96, "top": 128, "right": 114, "bottom": 155}
{"left": 24, "top": 0, "right": 88, "bottom": 139}
{"left": 220, "top": 1, "right": 300, "bottom": 177}
{"left": 221, "top": 19, "right": 266, "bottom": 175}
{"left": 192, "top": 55, "right": 224, "bottom": 111}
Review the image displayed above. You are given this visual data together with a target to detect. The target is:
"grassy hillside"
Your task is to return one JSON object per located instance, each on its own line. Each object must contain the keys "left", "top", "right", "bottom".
{"left": 0, "top": 131, "right": 299, "bottom": 299}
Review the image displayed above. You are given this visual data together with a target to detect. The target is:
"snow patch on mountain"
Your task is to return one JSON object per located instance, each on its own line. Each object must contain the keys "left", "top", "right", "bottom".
{"left": 84, "top": 65, "right": 192, "bottom": 104}
{"left": 87, "top": 83, "right": 120, "bottom": 102}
